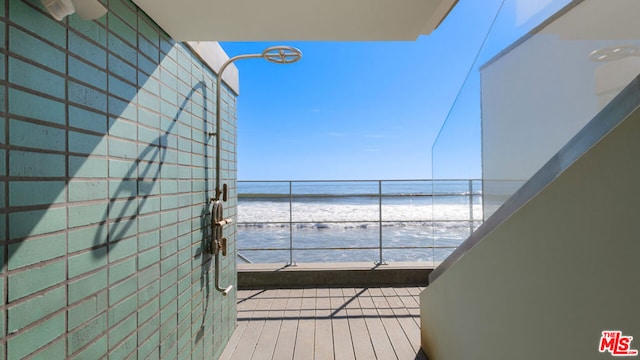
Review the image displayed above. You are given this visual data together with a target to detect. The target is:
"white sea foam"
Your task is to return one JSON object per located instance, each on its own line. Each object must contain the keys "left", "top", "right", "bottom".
{"left": 238, "top": 201, "right": 482, "bottom": 224}
{"left": 237, "top": 199, "right": 482, "bottom": 263}
{"left": 236, "top": 181, "right": 483, "bottom": 263}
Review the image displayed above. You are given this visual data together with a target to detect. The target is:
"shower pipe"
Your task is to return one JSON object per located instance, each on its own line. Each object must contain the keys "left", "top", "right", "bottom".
{"left": 209, "top": 46, "right": 302, "bottom": 295}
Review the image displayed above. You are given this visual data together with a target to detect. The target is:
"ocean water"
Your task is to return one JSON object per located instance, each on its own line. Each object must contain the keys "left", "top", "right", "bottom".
{"left": 237, "top": 180, "right": 483, "bottom": 264}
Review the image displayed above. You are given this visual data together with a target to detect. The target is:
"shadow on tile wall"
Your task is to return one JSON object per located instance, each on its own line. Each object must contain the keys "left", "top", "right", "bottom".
{"left": 0, "top": 0, "right": 238, "bottom": 359}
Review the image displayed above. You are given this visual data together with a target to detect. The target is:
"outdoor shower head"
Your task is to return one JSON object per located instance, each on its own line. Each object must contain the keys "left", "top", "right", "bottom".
{"left": 261, "top": 46, "right": 303, "bottom": 64}
{"left": 217, "top": 46, "right": 303, "bottom": 71}
{"left": 210, "top": 44, "right": 302, "bottom": 295}
{"left": 212, "top": 43, "right": 302, "bottom": 188}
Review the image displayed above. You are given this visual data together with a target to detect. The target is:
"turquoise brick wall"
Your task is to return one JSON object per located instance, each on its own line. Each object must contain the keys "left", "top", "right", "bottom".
{"left": 0, "top": 1, "right": 238, "bottom": 359}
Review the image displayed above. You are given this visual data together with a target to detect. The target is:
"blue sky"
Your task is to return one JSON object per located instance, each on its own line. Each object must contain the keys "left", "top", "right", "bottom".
{"left": 220, "top": 0, "right": 505, "bottom": 181}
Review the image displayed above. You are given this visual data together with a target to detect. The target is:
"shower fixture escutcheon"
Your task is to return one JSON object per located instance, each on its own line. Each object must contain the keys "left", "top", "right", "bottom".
{"left": 210, "top": 45, "right": 302, "bottom": 295}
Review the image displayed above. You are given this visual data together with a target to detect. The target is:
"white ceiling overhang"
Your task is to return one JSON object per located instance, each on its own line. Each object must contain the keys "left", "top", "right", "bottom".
{"left": 131, "top": 0, "right": 458, "bottom": 41}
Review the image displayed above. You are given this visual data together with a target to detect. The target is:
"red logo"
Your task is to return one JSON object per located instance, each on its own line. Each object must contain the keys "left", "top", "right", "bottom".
{"left": 600, "top": 331, "right": 638, "bottom": 356}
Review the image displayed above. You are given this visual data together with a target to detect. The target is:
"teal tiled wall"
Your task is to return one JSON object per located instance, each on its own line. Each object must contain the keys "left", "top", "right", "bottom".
{"left": 0, "top": 1, "right": 238, "bottom": 359}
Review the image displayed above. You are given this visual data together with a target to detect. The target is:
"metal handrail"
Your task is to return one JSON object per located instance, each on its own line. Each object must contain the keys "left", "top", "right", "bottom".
{"left": 237, "top": 179, "right": 482, "bottom": 264}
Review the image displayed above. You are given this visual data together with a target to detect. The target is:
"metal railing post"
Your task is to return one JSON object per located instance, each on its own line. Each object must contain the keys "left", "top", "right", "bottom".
{"left": 377, "top": 180, "right": 384, "bottom": 265}
{"left": 289, "top": 181, "right": 293, "bottom": 265}
{"left": 468, "top": 179, "right": 474, "bottom": 236}
{"left": 431, "top": 179, "right": 435, "bottom": 268}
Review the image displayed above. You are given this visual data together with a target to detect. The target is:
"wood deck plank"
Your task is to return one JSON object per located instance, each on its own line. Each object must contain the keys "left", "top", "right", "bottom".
{"left": 314, "top": 318, "right": 334, "bottom": 358}
{"left": 393, "top": 287, "right": 410, "bottom": 296}
{"left": 377, "top": 289, "right": 419, "bottom": 359}
{"left": 236, "top": 289, "right": 266, "bottom": 318}
{"left": 344, "top": 289, "right": 377, "bottom": 360}
{"left": 387, "top": 288, "right": 422, "bottom": 352}
{"left": 252, "top": 290, "right": 289, "bottom": 360}
{"left": 400, "top": 295, "right": 418, "bottom": 308}
{"left": 272, "top": 289, "right": 302, "bottom": 360}
{"left": 229, "top": 316, "right": 266, "bottom": 359}
{"left": 357, "top": 290, "right": 398, "bottom": 360}
{"left": 407, "top": 286, "right": 423, "bottom": 306}
{"left": 315, "top": 289, "right": 332, "bottom": 317}
{"left": 218, "top": 318, "right": 249, "bottom": 360}
{"left": 406, "top": 287, "right": 422, "bottom": 296}
{"left": 331, "top": 289, "right": 355, "bottom": 360}
{"left": 221, "top": 290, "right": 268, "bottom": 359}
{"left": 293, "top": 289, "right": 316, "bottom": 360}
{"left": 231, "top": 291, "right": 276, "bottom": 360}
{"left": 396, "top": 289, "right": 421, "bottom": 327}
{"left": 314, "top": 289, "right": 334, "bottom": 360}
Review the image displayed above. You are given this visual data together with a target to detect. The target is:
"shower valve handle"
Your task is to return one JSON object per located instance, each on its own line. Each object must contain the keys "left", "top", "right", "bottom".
{"left": 212, "top": 237, "right": 228, "bottom": 256}
{"left": 214, "top": 218, "right": 233, "bottom": 226}
{"left": 214, "top": 184, "right": 228, "bottom": 202}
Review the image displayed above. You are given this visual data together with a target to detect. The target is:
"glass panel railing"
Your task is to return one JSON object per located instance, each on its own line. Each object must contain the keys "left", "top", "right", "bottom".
{"left": 480, "top": 0, "right": 640, "bottom": 219}
{"left": 431, "top": 180, "right": 483, "bottom": 261}
{"left": 432, "top": 0, "right": 594, "bottom": 222}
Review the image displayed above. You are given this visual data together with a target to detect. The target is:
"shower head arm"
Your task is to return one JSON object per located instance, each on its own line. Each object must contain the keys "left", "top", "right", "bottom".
{"left": 215, "top": 46, "right": 302, "bottom": 102}
{"left": 213, "top": 53, "right": 262, "bottom": 201}
{"left": 213, "top": 46, "right": 302, "bottom": 200}
{"left": 215, "top": 53, "right": 262, "bottom": 120}
{"left": 217, "top": 53, "right": 262, "bottom": 83}
{"left": 209, "top": 45, "right": 301, "bottom": 295}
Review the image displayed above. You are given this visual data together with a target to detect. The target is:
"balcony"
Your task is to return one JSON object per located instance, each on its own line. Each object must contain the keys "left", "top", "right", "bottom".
{"left": 217, "top": 180, "right": 472, "bottom": 358}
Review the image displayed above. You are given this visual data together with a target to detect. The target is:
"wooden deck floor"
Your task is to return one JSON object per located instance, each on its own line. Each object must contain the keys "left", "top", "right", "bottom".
{"left": 220, "top": 287, "right": 427, "bottom": 360}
